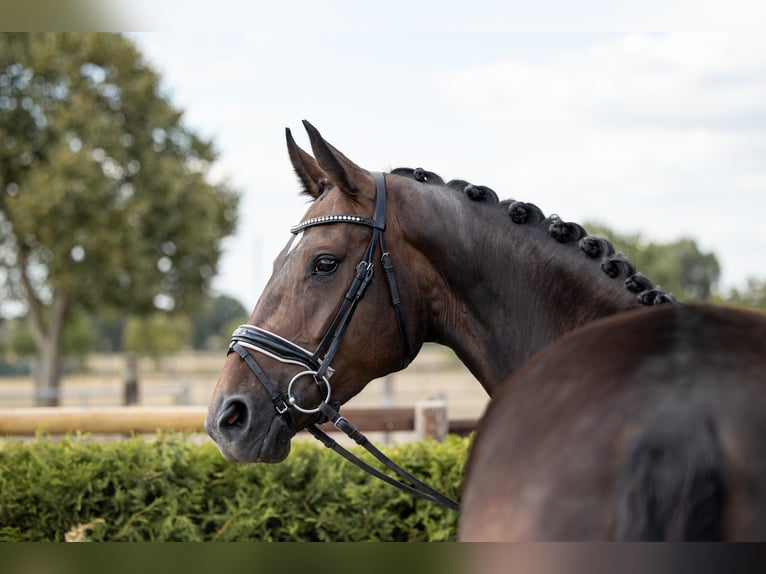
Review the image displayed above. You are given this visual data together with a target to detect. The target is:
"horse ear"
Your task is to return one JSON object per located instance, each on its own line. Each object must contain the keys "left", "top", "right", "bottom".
{"left": 302, "top": 120, "right": 371, "bottom": 197}
{"left": 286, "top": 127, "right": 327, "bottom": 199}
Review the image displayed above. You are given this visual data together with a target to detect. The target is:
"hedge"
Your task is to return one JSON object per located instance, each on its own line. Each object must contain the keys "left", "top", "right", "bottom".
{"left": 0, "top": 433, "right": 469, "bottom": 541}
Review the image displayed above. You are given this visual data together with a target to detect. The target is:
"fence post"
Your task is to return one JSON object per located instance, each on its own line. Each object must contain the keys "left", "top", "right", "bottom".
{"left": 123, "top": 354, "right": 139, "bottom": 406}
{"left": 415, "top": 398, "right": 448, "bottom": 442}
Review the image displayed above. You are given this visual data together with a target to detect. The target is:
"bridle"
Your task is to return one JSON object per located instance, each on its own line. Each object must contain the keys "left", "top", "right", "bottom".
{"left": 227, "top": 172, "right": 459, "bottom": 511}
{"left": 228, "top": 172, "right": 411, "bottom": 418}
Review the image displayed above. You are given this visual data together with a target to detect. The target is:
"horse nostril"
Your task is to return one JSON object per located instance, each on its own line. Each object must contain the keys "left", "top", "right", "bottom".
{"left": 219, "top": 400, "right": 248, "bottom": 431}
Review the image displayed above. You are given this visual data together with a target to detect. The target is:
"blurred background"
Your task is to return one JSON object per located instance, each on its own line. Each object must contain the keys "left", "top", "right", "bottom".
{"left": 1, "top": 7, "right": 765, "bottom": 429}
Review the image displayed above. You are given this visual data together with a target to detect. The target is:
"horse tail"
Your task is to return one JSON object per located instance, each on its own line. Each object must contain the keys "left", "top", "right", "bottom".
{"left": 615, "top": 405, "right": 727, "bottom": 540}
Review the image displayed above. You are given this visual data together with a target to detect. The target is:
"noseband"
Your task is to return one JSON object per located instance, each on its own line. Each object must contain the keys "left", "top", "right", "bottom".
{"left": 225, "top": 172, "right": 458, "bottom": 511}
{"left": 228, "top": 172, "right": 412, "bottom": 418}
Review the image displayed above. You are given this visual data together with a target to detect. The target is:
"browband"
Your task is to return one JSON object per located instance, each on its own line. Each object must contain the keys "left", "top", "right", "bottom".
{"left": 291, "top": 214, "right": 382, "bottom": 235}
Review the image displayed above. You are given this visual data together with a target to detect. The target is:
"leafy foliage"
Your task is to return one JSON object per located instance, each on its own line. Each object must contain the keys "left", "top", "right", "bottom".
{"left": 0, "top": 33, "right": 237, "bottom": 313}
{"left": 0, "top": 33, "right": 238, "bottom": 400}
{"left": 122, "top": 313, "right": 192, "bottom": 363}
{"left": 584, "top": 222, "right": 721, "bottom": 302}
{"left": 191, "top": 294, "right": 248, "bottom": 350}
{"left": 0, "top": 434, "right": 468, "bottom": 541}
{"left": 3, "top": 311, "right": 94, "bottom": 360}
{"left": 723, "top": 277, "right": 766, "bottom": 312}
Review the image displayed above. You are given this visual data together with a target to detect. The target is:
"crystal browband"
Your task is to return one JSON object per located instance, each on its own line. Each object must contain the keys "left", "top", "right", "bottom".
{"left": 290, "top": 214, "right": 383, "bottom": 235}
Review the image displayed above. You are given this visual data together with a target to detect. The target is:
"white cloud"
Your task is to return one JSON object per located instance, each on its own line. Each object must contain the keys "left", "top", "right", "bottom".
{"left": 430, "top": 33, "right": 766, "bottom": 290}
{"left": 128, "top": 30, "right": 766, "bottom": 306}
{"left": 433, "top": 34, "right": 766, "bottom": 129}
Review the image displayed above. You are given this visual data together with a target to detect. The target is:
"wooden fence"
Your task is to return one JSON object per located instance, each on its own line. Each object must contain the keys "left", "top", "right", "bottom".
{"left": 0, "top": 402, "right": 477, "bottom": 440}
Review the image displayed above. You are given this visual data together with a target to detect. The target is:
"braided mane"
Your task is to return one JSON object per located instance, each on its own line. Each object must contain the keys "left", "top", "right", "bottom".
{"left": 391, "top": 167, "right": 676, "bottom": 306}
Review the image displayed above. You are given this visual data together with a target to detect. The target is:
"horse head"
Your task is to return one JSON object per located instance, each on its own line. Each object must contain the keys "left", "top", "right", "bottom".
{"left": 205, "top": 121, "right": 423, "bottom": 462}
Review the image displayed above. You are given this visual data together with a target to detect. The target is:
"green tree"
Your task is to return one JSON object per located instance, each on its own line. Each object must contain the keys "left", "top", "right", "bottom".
{"left": 60, "top": 310, "right": 95, "bottom": 369}
{"left": 724, "top": 278, "right": 766, "bottom": 312}
{"left": 122, "top": 313, "right": 192, "bottom": 367}
{"left": 8, "top": 317, "right": 35, "bottom": 358}
{"left": 6, "top": 311, "right": 93, "bottom": 364}
{"left": 584, "top": 222, "right": 720, "bottom": 302}
{"left": 0, "top": 33, "right": 238, "bottom": 405}
{"left": 90, "top": 308, "right": 126, "bottom": 352}
{"left": 191, "top": 293, "right": 248, "bottom": 350}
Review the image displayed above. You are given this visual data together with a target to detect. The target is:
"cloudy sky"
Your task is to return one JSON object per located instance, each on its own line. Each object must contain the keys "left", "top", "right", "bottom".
{"left": 125, "top": 4, "right": 766, "bottom": 310}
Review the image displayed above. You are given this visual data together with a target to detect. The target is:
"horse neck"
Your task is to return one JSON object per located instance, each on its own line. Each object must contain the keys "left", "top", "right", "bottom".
{"left": 395, "top": 186, "right": 641, "bottom": 395}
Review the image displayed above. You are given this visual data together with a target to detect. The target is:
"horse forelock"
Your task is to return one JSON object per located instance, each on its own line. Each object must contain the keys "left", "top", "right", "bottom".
{"left": 389, "top": 166, "right": 676, "bottom": 307}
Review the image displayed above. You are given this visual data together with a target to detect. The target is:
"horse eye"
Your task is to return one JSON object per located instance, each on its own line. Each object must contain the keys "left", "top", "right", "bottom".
{"left": 313, "top": 256, "right": 338, "bottom": 275}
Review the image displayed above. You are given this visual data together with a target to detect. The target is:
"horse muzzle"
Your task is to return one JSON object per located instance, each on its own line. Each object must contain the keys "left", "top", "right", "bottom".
{"left": 205, "top": 393, "right": 294, "bottom": 463}
{"left": 205, "top": 330, "right": 330, "bottom": 463}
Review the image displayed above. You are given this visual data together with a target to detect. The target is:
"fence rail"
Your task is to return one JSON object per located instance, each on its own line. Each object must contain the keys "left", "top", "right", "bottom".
{"left": 0, "top": 381, "right": 191, "bottom": 405}
{"left": 0, "top": 404, "right": 477, "bottom": 439}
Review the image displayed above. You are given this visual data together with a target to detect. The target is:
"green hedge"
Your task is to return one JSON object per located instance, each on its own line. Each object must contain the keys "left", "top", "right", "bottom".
{"left": 0, "top": 433, "right": 468, "bottom": 541}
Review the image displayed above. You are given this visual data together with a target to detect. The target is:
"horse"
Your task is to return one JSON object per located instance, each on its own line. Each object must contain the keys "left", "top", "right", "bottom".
{"left": 459, "top": 304, "right": 766, "bottom": 541}
{"left": 205, "top": 121, "right": 766, "bottom": 540}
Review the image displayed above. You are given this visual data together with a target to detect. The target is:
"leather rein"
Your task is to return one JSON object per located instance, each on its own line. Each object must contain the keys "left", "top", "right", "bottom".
{"left": 227, "top": 172, "right": 459, "bottom": 511}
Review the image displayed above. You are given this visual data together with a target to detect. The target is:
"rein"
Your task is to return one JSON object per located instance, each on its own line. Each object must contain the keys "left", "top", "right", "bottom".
{"left": 227, "top": 172, "right": 459, "bottom": 512}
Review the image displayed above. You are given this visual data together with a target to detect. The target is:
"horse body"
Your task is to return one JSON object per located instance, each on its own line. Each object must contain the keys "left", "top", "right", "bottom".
{"left": 206, "top": 122, "right": 764, "bottom": 540}
{"left": 459, "top": 305, "right": 766, "bottom": 540}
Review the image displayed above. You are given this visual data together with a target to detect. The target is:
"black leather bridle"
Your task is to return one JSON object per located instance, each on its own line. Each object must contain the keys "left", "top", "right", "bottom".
{"left": 227, "top": 172, "right": 459, "bottom": 511}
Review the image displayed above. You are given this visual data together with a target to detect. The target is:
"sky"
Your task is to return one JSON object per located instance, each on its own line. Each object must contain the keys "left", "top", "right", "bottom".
{"left": 123, "top": 4, "right": 766, "bottom": 311}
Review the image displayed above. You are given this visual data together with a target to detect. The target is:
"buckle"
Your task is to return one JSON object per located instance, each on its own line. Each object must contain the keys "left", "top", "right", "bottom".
{"left": 356, "top": 260, "right": 374, "bottom": 279}
{"left": 275, "top": 400, "right": 289, "bottom": 415}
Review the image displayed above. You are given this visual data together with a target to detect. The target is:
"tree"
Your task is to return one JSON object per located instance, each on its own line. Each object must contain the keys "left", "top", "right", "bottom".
{"left": 724, "top": 278, "right": 766, "bottom": 312}
{"left": 584, "top": 222, "right": 720, "bottom": 302}
{"left": 191, "top": 293, "right": 248, "bottom": 350}
{"left": 60, "top": 310, "right": 96, "bottom": 369}
{"left": 0, "top": 34, "right": 238, "bottom": 405}
{"left": 5, "top": 311, "right": 94, "bottom": 365}
{"left": 122, "top": 313, "right": 192, "bottom": 368}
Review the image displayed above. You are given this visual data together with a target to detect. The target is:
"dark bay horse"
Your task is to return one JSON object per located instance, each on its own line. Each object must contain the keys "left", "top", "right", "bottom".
{"left": 459, "top": 304, "right": 766, "bottom": 541}
{"left": 206, "top": 121, "right": 766, "bottom": 540}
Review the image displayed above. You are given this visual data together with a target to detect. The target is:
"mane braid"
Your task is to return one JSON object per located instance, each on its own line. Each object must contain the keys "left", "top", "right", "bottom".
{"left": 444, "top": 179, "right": 500, "bottom": 203}
{"left": 390, "top": 167, "right": 445, "bottom": 185}
{"left": 548, "top": 216, "right": 587, "bottom": 243}
{"left": 389, "top": 167, "right": 676, "bottom": 306}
